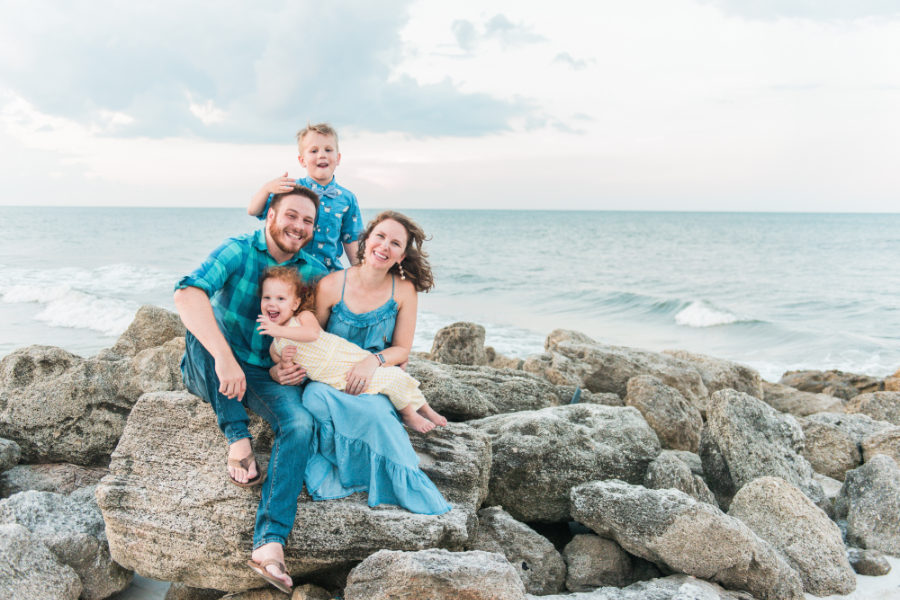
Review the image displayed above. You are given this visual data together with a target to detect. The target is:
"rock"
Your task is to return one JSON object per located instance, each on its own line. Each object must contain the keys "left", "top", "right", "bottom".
{"left": 98, "top": 304, "right": 185, "bottom": 360}
{"left": 847, "top": 548, "right": 892, "bottom": 576}
{"left": 701, "top": 389, "right": 824, "bottom": 510}
{"left": 569, "top": 480, "right": 804, "bottom": 600}
{"left": 662, "top": 449, "right": 704, "bottom": 476}
{"left": 165, "top": 583, "right": 225, "bottom": 600}
{"left": 780, "top": 369, "right": 882, "bottom": 400}
{"left": 625, "top": 375, "right": 702, "bottom": 452}
{"left": 885, "top": 368, "right": 900, "bottom": 392}
{"left": 799, "top": 412, "right": 892, "bottom": 480}
{"left": 96, "top": 391, "right": 489, "bottom": 591}
{"left": 697, "top": 429, "right": 737, "bottom": 509}
{"left": 760, "top": 381, "right": 843, "bottom": 416}
{"left": 663, "top": 350, "right": 763, "bottom": 399}
{"left": 644, "top": 452, "right": 716, "bottom": 505}
{"left": 1, "top": 463, "right": 108, "bottom": 498}
{"left": 727, "top": 477, "right": 855, "bottom": 595}
{"left": 0, "top": 523, "right": 82, "bottom": 600}
{"left": 861, "top": 426, "right": 900, "bottom": 464}
{"left": 562, "top": 534, "right": 632, "bottom": 591}
{"left": 522, "top": 330, "right": 709, "bottom": 412}
{"left": 576, "top": 390, "right": 625, "bottom": 407}
{"left": 114, "top": 336, "right": 187, "bottom": 398}
{"left": 814, "top": 473, "right": 843, "bottom": 511}
{"left": 470, "top": 506, "right": 565, "bottom": 595}
{"left": 487, "top": 348, "right": 525, "bottom": 371}
{"left": 0, "top": 437, "right": 20, "bottom": 473}
{"left": 430, "top": 322, "right": 489, "bottom": 366}
{"left": 532, "top": 574, "right": 758, "bottom": 599}
{"left": 470, "top": 404, "right": 660, "bottom": 522}
{"left": 225, "top": 584, "right": 331, "bottom": 600}
{"left": 845, "top": 391, "right": 900, "bottom": 425}
{"left": 835, "top": 454, "right": 900, "bottom": 556}
{"left": 407, "top": 357, "right": 567, "bottom": 421}
{"left": 0, "top": 487, "right": 133, "bottom": 599}
{"left": 343, "top": 549, "right": 527, "bottom": 600}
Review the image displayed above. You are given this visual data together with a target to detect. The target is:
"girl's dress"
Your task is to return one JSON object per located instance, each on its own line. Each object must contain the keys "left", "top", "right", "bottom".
{"left": 302, "top": 275, "right": 451, "bottom": 515}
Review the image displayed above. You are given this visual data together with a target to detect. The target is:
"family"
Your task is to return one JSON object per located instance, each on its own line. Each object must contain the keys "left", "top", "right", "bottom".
{"left": 173, "top": 123, "right": 449, "bottom": 593}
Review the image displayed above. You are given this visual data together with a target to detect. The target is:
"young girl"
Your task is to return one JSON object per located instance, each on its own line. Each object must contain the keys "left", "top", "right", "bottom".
{"left": 257, "top": 266, "right": 446, "bottom": 433}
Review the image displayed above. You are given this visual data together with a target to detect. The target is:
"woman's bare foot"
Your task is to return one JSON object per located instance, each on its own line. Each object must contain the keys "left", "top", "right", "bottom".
{"left": 418, "top": 404, "right": 447, "bottom": 427}
{"left": 400, "top": 407, "right": 436, "bottom": 433}
{"left": 228, "top": 438, "right": 258, "bottom": 485}
{"left": 250, "top": 542, "right": 292, "bottom": 591}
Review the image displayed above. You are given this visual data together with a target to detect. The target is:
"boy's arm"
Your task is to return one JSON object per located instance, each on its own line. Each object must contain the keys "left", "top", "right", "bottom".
{"left": 342, "top": 241, "right": 360, "bottom": 266}
{"left": 248, "top": 172, "right": 295, "bottom": 217}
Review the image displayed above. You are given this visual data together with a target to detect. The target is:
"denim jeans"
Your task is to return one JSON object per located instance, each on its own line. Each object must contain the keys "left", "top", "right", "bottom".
{"left": 181, "top": 331, "right": 313, "bottom": 549}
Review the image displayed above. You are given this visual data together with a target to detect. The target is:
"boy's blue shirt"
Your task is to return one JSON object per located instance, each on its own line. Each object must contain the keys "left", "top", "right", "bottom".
{"left": 258, "top": 176, "right": 363, "bottom": 271}
{"left": 175, "top": 228, "right": 327, "bottom": 368}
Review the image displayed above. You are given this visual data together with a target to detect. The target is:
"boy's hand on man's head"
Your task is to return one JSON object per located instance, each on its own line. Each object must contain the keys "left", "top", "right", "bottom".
{"left": 262, "top": 172, "right": 296, "bottom": 195}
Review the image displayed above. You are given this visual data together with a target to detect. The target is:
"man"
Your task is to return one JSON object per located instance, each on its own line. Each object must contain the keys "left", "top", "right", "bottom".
{"left": 174, "top": 185, "right": 325, "bottom": 592}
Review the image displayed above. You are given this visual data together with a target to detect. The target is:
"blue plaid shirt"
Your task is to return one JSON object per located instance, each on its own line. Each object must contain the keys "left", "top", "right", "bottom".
{"left": 257, "top": 176, "right": 362, "bottom": 271}
{"left": 175, "top": 228, "right": 327, "bottom": 368}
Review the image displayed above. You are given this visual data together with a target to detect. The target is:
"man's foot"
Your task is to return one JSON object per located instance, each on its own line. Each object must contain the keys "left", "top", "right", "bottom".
{"left": 418, "top": 404, "right": 447, "bottom": 427}
{"left": 401, "top": 410, "right": 436, "bottom": 433}
{"left": 248, "top": 542, "right": 292, "bottom": 593}
{"left": 227, "top": 438, "right": 263, "bottom": 487}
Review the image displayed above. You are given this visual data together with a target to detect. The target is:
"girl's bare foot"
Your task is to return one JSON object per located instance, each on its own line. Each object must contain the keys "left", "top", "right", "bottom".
{"left": 401, "top": 409, "right": 436, "bottom": 433}
{"left": 228, "top": 438, "right": 258, "bottom": 484}
{"left": 418, "top": 404, "right": 447, "bottom": 427}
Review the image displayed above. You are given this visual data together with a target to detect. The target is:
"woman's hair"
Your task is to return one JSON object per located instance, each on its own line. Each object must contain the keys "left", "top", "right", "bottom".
{"left": 260, "top": 266, "right": 316, "bottom": 314}
{"left": 356, "top": 211, "right": 434, "bottom": 292}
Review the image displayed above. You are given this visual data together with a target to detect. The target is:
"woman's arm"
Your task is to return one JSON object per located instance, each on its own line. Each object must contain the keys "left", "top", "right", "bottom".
{"left": 314, "top": 271, "right": 341, "bottom": 328}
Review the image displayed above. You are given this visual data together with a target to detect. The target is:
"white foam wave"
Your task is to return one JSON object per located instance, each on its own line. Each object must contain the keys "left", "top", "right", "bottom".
{"left": 675, "top": 301, "right": 740, "bottom": 328}
{"left": 34, "top": 289, "right": 138, "bottom": 336}
{"left": 0, "top": 263, "right": 172, "bottom": 297}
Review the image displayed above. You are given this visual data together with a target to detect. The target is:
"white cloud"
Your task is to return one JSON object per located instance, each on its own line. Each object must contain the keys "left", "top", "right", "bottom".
{"left": 188, "top": 97, "right": 227, "bottom": 125}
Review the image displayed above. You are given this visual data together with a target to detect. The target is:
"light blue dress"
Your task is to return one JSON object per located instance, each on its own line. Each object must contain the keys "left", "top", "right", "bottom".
{"left": 302, "top": 275, "right": 451, "bottom": 515}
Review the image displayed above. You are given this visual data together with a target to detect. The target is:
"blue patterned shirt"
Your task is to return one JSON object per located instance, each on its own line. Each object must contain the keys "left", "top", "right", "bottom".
{"left": 175, "top": 229, "right": 327, "bottom": 368}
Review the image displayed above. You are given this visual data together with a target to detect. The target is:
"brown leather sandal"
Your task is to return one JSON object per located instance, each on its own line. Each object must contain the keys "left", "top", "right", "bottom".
{"left": 247, "top": 558, "right": 292, "bottom": 593}
{"left": 227, "top": 454, "right": 266, "bottom": 488}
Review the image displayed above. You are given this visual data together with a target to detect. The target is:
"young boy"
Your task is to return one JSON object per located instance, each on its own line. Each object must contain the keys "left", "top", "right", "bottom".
{"left": 249, "top": 123, "right": 362, "bottom": 271}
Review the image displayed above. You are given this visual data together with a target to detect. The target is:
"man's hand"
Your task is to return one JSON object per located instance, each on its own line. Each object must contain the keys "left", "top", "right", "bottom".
{"left": 215, "top": 354, "right": 247, "bottom": 401}
{"left": 269, "top": 345, "right": 307, "bottom": 386}
{"left": 262, "top": 172, "right": 295, "bottom": 195}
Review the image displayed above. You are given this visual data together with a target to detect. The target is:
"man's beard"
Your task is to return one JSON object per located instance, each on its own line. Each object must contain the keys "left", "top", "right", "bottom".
{"left": 268, "top": 221, "right": 308, "bottom": 255}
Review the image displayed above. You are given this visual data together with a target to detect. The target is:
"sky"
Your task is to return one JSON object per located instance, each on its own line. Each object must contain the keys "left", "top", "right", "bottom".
{"left": 1, "top": 0, "right": 899, "bottom": 211}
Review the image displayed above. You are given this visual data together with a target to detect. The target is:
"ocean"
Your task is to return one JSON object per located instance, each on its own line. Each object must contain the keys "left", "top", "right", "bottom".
{"left": 1, "top": 207, "right": 898, "bottom": 382}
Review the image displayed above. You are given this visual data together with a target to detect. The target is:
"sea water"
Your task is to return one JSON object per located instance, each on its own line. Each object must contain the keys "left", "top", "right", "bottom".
{"left": 1, "top": 207, "right": 898, "bottom": 382}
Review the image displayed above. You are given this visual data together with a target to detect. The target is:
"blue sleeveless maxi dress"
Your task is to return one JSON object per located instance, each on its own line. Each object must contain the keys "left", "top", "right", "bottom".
{"left": 302, "top": 275, "right": 451, "bottom": 515}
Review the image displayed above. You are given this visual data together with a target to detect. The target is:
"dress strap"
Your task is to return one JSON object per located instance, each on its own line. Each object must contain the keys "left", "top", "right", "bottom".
{"left": 340, "top": 269, "right": 348, "bottom": 301}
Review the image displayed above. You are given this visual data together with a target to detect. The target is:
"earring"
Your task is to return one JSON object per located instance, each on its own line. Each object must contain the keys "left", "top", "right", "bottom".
{"left": 398, "top": 263, "right": 406, "bottom": 280}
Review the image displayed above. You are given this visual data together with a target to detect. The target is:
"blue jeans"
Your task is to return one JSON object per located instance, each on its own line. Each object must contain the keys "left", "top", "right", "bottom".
{"left": 181, "top": 331, "right": 313, "bottom": 549}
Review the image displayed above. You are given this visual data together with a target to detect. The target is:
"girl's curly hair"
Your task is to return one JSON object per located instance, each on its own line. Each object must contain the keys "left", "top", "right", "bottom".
{"left": 260, "top": 266, "right": 316, "bottom": 314}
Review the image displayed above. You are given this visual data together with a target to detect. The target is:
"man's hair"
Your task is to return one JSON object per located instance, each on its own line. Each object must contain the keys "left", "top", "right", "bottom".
{"left": 296, "top": 122, "right": 339, "bottom": 151}
{"left": 269, "top": 184, "right": 320, "bottom": 218}
{"left": 260, "top": 266, "right": 316, "bottom": 314}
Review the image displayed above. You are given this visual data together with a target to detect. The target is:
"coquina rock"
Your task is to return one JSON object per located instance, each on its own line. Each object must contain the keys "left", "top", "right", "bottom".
{"left": 835, "top": 454, "right": 900, "bottom": 556}
{"left": 845, "top": 391, "right": 900, "bottom": 425}
{"left": 0, "top": 523, "right": 82, "bottom": 600}
{"left": 469, "top": 506, "right": 566, "bottom": 595}
{"left": 0, "top": 487, "right": 132, "bottom": 599}
{"left": 429, "top": 322, "right": 489, "bottom": 366}
{"left": 625, "top": 375, "right": 702, "bottom": 452}
{"left": 663, "top": 350, "right": 763, "bottom": 399}
{"left": 885, "top": 368, "right": 900, "bottom": 392}
{"left": 861, "top": 426, "right": 900, "bottom": 463}
{"left": 760, "top": 381, "right": 843, "bottom": 416}
{"left": 846, "top": 548, "right": 892, "bottom": 576}
{"left": 407, "top": 358, "right": 568, "bottom": 421}
{"left": 471, "top": 404, "right": 660, "bottom": 522}
{"left": 0, "top": 437, "right": 20, "bottom": 473}
{"left": 530, "top": 575, "right": 757, "bottom": 599}
{"left": 522, "top": 330, "right": 708, "bottom": 411}
{"left": 700, "top": 389, "right": 824, "bottom": 510}
{"left": 0, "top": 463, "right": 108, "bottom": 498}
{"left": 799, "top": 412, "right": 892, "bottom": 480}
{"left": 224, "top": 584, "right": 331, "bottom": 600}
{"left": 644, "top": 452, "right": 716, "bottom": 506}
{"left": 96, "top": 391, "right": 490, "bottom": 591}
{"left": 780, "top": 369, "right": 883, "bottom": 400}
{"left": 569, "top": 480, "right": 804, "bottom": 600}
{"left": 343, "top": 549, "right": 527, "bottom": 600}
{"left": 97, "top": 304, "right": 186, "bottom": 361}
{"left": 164, "top": 583, "right": 226, "bottom": 600}
{"left": 727, "top": 477, "right": 855, "bottom": 596}
{"left": 562, "top": 534, "right": 632, "bottom": 591}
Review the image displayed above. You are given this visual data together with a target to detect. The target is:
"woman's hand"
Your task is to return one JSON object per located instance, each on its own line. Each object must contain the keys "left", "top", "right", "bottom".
{"left": 344, "top": 354, "right": 379, "bottom": 395}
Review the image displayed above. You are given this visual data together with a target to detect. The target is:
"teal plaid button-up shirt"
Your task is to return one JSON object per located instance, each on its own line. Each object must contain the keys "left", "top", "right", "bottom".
{"left": 175, "top": 228, "right": 327, "bottom": 368}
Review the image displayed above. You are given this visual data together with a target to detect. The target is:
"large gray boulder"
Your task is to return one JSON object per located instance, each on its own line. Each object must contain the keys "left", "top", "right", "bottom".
{"left": 845, "top": 391, "right": 900, "bottom": 425}
{"left": 97, "top": 304, "right": 186, "bottom": 361}
{"left": 760, "top": 381, "right": 843, "bottom": 416}
{"left": 531, "top": 575, "right": 757, "bottom": 599}
{"left": 700, "top": 389, "right": 824, "bottom": 510}
{"left": 0, "top": 463, "right": 108, "bottom": 498}
{"left": 407, "top": 358, "right": 567, "bottom": 421}
{"left": 429, "top": 322, "right": 489, "bottom": 366}
{"left": 569, "top": 480, "right": 803, "bottom": 600}
{"left": 644, "top": 452, "right": 716, "bottom": 506}
{"left": 470, "top": 506, "right": 565, "bottom": 595}
{"left": 562, "top": 534, "right": 632, "bottom": 591}
{"left": 96, "top": 391, "right": 490, "bottom": 592}
{"left": 799, "top": 412, "right": 892, "bottom": 480}
{"left": 625, "top": 375, "right": 702, "bottom": 452}
{"left": 663, "top": 350, "right": 763, "bottom": 399}
{"left": 0, "top": 523, "right": 82, "bottom": 600}
{"left": 522, "top": 330, "right": 709, "bottom": 411}
{"left": 780, "top": 369, "right": 882, "bottom": 400}
{"left": 0, "top": 437, "right": 20, "bottom": 473}
{"left": 343, "top": 549, "right": 527, "bottom": 600}
{"left": 846, "top": 548, "right": 892, "bottom": 576}
{"left": 835, "top": 454, "right": 900, "bottom": 556}
{"left": 470, "top": 404, "right": 660, "bottom": 522}
{"left": 727, "top": 477, "right": 855, "bottom": 595}
{"left": 0, "top": 487, "right": 132, "bottom": 599}
{"left": 861, "top": 426, "right": 900, "bottom": 463}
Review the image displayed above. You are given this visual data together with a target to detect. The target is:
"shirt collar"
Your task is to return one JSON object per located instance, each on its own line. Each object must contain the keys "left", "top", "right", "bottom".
{"left": 253, "top": 228, "right": 315, "bottom": 266}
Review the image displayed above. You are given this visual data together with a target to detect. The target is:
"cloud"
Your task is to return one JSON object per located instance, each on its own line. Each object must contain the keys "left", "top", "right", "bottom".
{"left": 0, "top": 0, "right": 532, "bottom": 142}
{"left": 451, "top": 13, "right": 545, "bottom": 53}
{"left": 702, "top": 0, "right": 900, "bottom": 21}
{"left": 553, "top": 52, "right": 593, "bottom": 70}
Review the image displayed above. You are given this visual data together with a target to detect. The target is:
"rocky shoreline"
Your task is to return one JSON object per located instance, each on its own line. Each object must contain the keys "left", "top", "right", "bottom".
{"left": 1, "top": 307, "right": 899, "bottom": 599}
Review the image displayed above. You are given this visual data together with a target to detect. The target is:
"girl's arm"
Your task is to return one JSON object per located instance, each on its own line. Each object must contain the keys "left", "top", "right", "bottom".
{"left": 257, "top": 311, "right": 321, "bottom": 343}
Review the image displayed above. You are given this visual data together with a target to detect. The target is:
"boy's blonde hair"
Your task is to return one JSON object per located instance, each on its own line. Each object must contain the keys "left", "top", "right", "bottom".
{"left": 296, "top": 122, "right": 339, "bottom": 151}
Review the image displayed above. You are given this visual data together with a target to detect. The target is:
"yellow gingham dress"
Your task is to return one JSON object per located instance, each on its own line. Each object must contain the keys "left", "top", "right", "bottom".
{"left": 271, "top": 318, "right": 426, "bottom": 411}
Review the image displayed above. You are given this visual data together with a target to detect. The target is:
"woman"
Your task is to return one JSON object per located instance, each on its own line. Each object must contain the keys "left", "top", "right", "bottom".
{"left": 302, "top": 211, "right": 452, "bottom": 514}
